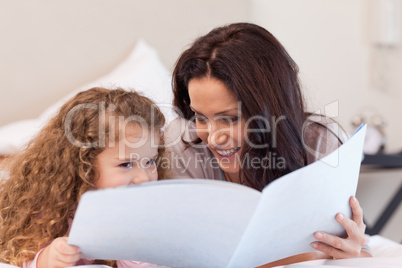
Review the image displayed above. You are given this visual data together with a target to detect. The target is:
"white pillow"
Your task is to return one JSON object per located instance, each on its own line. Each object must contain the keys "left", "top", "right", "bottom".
{"left": 0, "top": 39, "right": 175, "bottom": 155}
{"left": 368, "top": 235, "right": 402, "bottom": 257}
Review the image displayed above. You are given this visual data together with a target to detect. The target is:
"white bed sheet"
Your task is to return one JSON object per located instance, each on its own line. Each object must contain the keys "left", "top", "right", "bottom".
{"left": 0, "top": 235, "right": 400, "bottom": 267}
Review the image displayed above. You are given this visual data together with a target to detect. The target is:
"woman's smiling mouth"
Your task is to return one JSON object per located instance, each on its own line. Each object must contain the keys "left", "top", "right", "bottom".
{"left": 214, "top": 147, "right": 241, "bottom": 158}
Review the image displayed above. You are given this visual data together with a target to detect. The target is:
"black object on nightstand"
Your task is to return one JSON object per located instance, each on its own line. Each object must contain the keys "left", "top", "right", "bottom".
{"left": 361, "top": 153, "right": 402, "bottom": 238}
{"left": 362, "top": 152, "right": 402, "bottom": 168}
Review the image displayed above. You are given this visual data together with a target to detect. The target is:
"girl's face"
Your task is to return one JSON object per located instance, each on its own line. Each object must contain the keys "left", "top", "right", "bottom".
{"left": 94, "top": 124, "right": 160, "bottom": 189}
{"left": 188, "top": 77, "right": 246, "bottom": 181}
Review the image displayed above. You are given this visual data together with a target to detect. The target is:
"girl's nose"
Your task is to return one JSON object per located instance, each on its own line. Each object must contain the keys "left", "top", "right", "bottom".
{"left": 130, "top": 168, "right": 150, "bottom": 185}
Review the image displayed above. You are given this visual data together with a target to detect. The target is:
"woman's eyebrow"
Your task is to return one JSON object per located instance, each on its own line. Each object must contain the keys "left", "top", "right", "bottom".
{"left": 189, "top": 105, "right": 202, "bottom": 114}
{"left": 215, "top": 109, "right": 239, "bottom": 116}
{"left": 189, "top": 105, "right": 238, "bottom": 116}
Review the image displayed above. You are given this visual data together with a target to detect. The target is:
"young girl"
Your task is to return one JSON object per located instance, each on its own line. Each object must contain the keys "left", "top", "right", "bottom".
{"left": 0, "top": 87, "right": 169, "bottom": 267}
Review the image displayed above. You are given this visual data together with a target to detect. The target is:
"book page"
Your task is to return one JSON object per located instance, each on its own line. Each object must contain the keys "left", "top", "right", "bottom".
{"left": 228, "top": 125, "right": 367, "bottom": 267}
{"left": 68, "top": 179, "right": 261, "bottom": 267}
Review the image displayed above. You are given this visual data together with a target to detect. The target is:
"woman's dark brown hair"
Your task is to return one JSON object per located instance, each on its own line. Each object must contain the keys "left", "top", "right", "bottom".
{"left": 172, "top": 22, "right": 308, "bottom": 190}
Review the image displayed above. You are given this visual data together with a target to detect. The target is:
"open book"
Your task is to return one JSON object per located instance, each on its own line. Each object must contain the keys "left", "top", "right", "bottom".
{"left": 68, "top": 125, "right": 366, "bottom": 268}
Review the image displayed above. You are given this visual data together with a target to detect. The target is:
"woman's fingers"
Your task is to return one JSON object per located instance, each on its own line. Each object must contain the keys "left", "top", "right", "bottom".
{"left": 311, "top": 231, "right": 361, "bottom": 258}
{"left": 311, "top": 196, "right": 368, "bottom": 259}
{"left": 311, "top": 240, "right": 356, "bottom": 259}
{"left": 350, "top": 196, "right": 366, "bottom": 232}
{"left": 336, "top": 212, "right": 366, "bottom": 246}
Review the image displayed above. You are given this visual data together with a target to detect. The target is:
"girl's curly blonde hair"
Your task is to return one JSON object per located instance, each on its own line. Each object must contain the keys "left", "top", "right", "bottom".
{"left": 0, "top": 87, "right": 168, "bottom": 266}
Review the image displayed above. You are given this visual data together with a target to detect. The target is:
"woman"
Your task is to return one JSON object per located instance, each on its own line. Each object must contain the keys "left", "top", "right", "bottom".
{"left": 165, "top": 22, "right": 370, "bottom": 264}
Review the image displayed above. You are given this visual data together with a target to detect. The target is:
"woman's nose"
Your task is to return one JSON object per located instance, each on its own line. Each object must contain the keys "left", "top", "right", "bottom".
{"left": 207, "top": 124, "right": 229, "bottom": 147}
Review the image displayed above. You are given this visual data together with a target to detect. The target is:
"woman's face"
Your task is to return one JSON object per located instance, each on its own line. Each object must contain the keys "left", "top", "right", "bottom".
{"left": 188, "top": 77, "right": 246, "bottom": 180}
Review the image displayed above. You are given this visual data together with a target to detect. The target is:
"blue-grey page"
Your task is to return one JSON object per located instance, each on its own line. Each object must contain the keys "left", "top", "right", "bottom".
{"left": 228, "top": 125, "right": 367, "bottom": 267}
{"left": 68, "top": 179, "right": 260, "bottom": 267}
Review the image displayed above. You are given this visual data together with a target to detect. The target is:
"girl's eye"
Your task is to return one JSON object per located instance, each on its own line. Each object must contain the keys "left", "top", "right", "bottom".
{"left": 119, "top": 162, "right": 133, "bottom": 168}
{"left": 145, "top": 158, "right": 156, "bottom": 167}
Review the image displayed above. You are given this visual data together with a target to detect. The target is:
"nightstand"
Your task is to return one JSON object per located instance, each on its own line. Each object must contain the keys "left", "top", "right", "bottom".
{"left": 356, "top": 153, "right": 402, "bottom": 243}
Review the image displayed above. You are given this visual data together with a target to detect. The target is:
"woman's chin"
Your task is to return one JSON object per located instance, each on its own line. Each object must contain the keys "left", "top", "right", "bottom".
{"left": 217, "top": 163, "right": 240, "bottom": 181}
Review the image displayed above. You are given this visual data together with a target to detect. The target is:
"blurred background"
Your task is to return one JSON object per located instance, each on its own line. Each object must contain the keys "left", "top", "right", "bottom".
{"left": 0, "top": 0, "right": 401, "bottom": 243}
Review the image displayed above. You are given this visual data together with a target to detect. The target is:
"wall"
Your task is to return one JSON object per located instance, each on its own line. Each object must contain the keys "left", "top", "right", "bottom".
{"left": 0, "top": 0, "right": 250, "bottom": 126}
{"left": 2, "top": 0, "right": 402, "bottom": 150}
{"left": 251, "top": 0, "right": 402, "bottom": 150}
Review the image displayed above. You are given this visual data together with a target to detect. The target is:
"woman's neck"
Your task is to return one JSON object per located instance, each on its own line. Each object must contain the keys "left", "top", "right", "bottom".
{"left": 223, "top": 171, "right": 254, "bottom": 188}
{"left": 223, "top": 171, "right": 240, "bottom": 184}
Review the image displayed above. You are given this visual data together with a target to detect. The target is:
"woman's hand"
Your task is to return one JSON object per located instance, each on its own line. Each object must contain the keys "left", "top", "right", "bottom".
{"left": 37, "top": 237, "right": 82, "bottom": 268}
{"left": 311, "top": 196, "right": 372, "bottom": 259}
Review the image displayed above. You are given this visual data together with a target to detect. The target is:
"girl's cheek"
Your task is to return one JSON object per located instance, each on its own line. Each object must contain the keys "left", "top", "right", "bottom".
{"left": 152, "top": 172, "right": 158, "bottom": 181}
{"left": 151, "top": 169, "right": 158, "bottom": 181}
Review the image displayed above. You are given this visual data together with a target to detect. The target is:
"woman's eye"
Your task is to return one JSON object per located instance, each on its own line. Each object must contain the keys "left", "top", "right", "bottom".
{"left": 119, "top": 162, "right": 133, "bottom": 168}
{"left": 194, "top": 115, "right": 208, "bottom": 123}
{"left": 218, "top": 116, "right": 239, "bottom": 124}
{"left": 228, "top": 116, "right": 239, "bottom": 123}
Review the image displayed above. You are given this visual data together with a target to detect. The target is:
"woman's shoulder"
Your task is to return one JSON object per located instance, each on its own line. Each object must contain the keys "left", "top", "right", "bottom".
{"left": 303, "top": 114, "right": 349, "bottom": 163}
{"left": 164, "top": 118, "right": 223, "bottom": 180}
{"left": 164, "top": 118, "right": 197, "bottom": 151}
{"left": 305, "top": 114, "right": 347, "bottom": 137}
